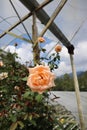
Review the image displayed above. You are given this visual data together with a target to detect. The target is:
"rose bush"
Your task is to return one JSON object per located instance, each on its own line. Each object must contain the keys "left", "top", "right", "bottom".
{"left": 0, "top": 49, "right": 61, "bottom": 130}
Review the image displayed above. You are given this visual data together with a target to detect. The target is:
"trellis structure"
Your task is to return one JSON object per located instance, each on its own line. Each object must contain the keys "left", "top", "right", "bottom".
{"left": 0, "top": 0, "right": 86, "bottom": 129}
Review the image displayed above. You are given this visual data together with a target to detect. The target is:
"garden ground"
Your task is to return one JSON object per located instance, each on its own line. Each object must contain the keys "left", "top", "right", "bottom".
{"left": 50, "top": 91, "right": 87, "bottom": 129}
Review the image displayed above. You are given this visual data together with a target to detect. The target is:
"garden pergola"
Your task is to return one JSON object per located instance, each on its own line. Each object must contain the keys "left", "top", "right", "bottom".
{"left": 0, "top": 0, "right": 86, "bottom": 129}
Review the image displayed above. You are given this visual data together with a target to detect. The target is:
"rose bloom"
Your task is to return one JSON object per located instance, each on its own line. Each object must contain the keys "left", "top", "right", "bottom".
{"left": 55, "top": 45, "right": 62, "bottom": 52}
{"left": 27, "top": 65, "right": 55, "bottom": 94}
{"left": 0, "top": 72, "right": 8, "bottom": 80}
{"left": 38, "top": 37, "right": 45, "bottom": 43}
{"left": 0, "top": 61, "right": 3, "bottom": 67}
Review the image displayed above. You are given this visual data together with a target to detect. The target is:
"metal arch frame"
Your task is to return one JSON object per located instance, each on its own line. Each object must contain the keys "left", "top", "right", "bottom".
{"left": 0, "top": 0, "right": 74, "bottom": 53}
{"left": 0, "top": 0, "right": 85, "bottom": 129}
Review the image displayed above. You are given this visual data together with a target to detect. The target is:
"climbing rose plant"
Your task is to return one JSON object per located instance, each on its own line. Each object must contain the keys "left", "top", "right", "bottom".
{"left": 0, "top": 48, "right": 61, "bottom": 130}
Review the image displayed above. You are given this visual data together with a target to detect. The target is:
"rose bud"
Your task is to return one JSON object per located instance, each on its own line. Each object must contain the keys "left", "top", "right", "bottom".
{"left": 55, "top": 45, "right": 62, "bottom": 52}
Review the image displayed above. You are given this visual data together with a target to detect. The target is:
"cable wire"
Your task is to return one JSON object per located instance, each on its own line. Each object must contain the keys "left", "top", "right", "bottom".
{"left": 70, "top": 17, "right": 87, "bottom": 41}
{"left": 9, "top": 0, "right": 34, "bottom": 44}
{"left": 0, "top": 16, "right": 23, "bottom": 34}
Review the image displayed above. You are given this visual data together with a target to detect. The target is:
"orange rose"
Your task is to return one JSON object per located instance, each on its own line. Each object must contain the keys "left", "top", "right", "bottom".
{"left": 38, "top": 37, "right": 45, "bottom": 43}
{"left": 0, "top": 61, "right": 3, "bottom": 67}
{"left": 27, "top": 65, "right": 55, "bottom": 94}
{"left": 55, "top": 45, "right": 62, "bottom": 52}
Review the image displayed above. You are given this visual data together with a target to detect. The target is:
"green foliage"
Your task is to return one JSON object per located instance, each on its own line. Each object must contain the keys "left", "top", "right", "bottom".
{"left": 54, "top": 72, "right": 87, "bottom": 91}
{"left": 0, "top": 49, "right": 60, "bottom": 130}
{"left": 78, "top": 71, "right": 87, "bottom": 91}
{"left": 48, "top": 53, "right": 60, "bottom": 71}
{"left": 41, "top": 52, "right": 60, "bottom": 71}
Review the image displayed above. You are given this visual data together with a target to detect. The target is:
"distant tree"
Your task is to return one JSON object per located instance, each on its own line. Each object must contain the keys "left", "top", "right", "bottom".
{"left": 54, "top": 72, "right": 87, "bottom": 91}
{"left": 78, "top": 71, "right": 87, "bottom": 91}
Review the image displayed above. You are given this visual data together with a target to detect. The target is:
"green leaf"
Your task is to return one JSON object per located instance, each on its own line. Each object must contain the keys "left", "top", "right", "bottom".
{"left": 35, "top": 94, "right": 43, "bottom": 102}
{"left": 24, "top": 113, "right": 28, "bottom": 120}
{"left": 30, "top": 120, "right": 37, "bottom": 126}
{"left": 53, "top": 57, "right": 57, "bottom": 61}
{"left": 23, "top": 91, "right": 30, "bottom": 98}
{"left": 10, "top": 122, "right": 18, "bottom": 130}
{"left": 10, "top": 115, "right": 17, "bottom": 122}
{"left": 18, "top": 121, "right": 24, "bottom": 129}
{"left": 29, "top": 114, "right": 33, "bottom": 121}
{"left": 41, "top": 48, "right": 46, "bottom": 53}
{"left": 22, "top": 76, "right": 28, "bottom": 81}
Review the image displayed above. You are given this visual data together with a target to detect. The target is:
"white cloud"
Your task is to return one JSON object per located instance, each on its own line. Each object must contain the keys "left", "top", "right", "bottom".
{"left": 5, "top": 43, "right": 33, "bottom": 64}
{"left": 53, "top": 61, "right": 72, "bottom": 76}
{"left": 45, "top": 41, "right": 87, "bottom": 77}
{"left": 74, "top": 41, "right": 87, "bottom": 71}
{"left": 4, "top": 40, "right": 87, "bottom": 77}
{"left": 44, "top": 41, "right": 57, "bottom": 53}
{"left": 60, "top": 46, "right": 69, "bottom": 60}
{"left": 50, "top": 45, "right": 71, "bottom": 76}
{"left": 5, "top": 45, "right": 16, "bottom": 53}
{"left": 54, "top": 41, "right": 87, "bottom": 76}
{"left": 42, "top": 41, "right": 71, "bottom": 76}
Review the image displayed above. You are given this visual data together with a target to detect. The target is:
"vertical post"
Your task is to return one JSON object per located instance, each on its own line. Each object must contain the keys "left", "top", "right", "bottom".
{"left": 32, "top": 12, "right": 40, "bottom": 65}
{"left": 70, "top": 54, "right": 85, "bottom": 130}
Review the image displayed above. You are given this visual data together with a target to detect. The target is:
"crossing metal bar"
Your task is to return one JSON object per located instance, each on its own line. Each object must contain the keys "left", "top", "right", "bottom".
{"left": 0, "top": 0, "right": 53, "bottom": 38}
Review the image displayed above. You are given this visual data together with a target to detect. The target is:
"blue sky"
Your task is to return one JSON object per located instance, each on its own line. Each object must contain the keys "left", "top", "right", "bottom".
{"left": 0, "top": 0, "right": 87, "bottom": 76}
